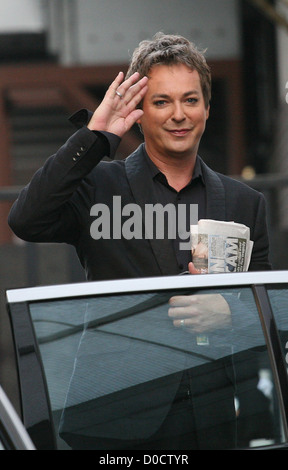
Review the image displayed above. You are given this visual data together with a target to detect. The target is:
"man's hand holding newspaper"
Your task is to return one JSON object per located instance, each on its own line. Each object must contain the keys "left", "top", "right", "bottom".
{"left": 190, "top": 219, "right": 253, "bottom": 274}
{"left": 169, "top": 220, "right": 253, "bottom": 342}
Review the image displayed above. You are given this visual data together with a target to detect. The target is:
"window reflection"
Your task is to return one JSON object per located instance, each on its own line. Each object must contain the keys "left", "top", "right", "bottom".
{"left": 267, "top": 287, "right": 288, "bottom": 373}
{"left": 29, "top": 287, "right": 284, "bottom": 449}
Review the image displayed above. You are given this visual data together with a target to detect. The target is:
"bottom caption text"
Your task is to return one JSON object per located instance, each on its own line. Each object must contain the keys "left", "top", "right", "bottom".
{"left": 99, "top": 454, "right": 189, "bottom": 466}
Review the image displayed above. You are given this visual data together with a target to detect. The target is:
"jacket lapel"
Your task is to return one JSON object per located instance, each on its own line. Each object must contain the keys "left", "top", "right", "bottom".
{"left": 200, "top": 158, "right": 226, "bottom": 221}
{"left": 125, "top": 145, "right": 180, "bottom": 275}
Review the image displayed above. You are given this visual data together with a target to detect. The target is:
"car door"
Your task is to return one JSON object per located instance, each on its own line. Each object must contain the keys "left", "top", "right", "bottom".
{"left": 6, "top": 271, "right": 288, "bottom": 450}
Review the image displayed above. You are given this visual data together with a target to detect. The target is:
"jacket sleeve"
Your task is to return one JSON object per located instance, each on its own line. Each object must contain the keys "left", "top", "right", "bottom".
{"left": 8, "top": 126, "right": 117, "bottom": 245}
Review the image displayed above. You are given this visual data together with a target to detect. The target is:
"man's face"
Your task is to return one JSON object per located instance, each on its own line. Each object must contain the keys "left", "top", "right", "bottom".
{"left": 138, "top": 63, "right": 209, "bottom": 161}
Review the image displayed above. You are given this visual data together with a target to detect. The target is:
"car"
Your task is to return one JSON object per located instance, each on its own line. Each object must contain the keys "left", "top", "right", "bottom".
{"left": 0, "top": 385, "right": 35, "bottom": 450}
{"left": 4, "top": 270, "right": 288, "bottom": 450}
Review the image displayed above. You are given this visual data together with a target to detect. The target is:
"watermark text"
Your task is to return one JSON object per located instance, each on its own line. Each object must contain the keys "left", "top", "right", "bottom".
{"left": 90, "top": 196, "right": 198, "bottom": 250}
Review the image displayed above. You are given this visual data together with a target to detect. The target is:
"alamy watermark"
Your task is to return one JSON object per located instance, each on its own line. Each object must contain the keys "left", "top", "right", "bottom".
{"left": 90, "top": 196, "right": 198, "bottom": 250}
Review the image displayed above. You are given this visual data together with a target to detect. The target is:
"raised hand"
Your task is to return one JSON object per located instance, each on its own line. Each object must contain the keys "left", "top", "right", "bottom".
{"left": 87, "top": 71, "right": 148, "bottom": 137}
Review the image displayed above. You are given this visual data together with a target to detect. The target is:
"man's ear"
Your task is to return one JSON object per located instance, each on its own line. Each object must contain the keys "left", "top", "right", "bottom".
{"left": 206, "top": 105, "right": 210, "bottom": 120}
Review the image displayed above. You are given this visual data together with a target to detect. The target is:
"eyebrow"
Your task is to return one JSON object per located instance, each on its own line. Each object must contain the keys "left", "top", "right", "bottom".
{"left": 151, "top": 90, "right": 201, "bottom": 99}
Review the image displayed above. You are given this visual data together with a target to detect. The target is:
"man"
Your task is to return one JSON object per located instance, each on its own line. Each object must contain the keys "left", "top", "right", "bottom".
{"left": 8, "top": 33, "right": 271, "bottom": 449}
{"left": 8, "top": 33, "right": 270, "bottom": 280}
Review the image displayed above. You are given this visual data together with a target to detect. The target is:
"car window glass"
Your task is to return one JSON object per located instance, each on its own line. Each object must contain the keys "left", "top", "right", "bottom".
{"left": 29, "top": 286, "right": 286, "bottom": 450}
{"left": 267, "top": 286, "right": 288, "bottom": 375}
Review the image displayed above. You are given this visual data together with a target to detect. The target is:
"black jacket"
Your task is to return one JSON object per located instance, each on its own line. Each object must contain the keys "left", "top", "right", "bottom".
{"left": 8, "top": 126, "right": 271, "bottom": 280}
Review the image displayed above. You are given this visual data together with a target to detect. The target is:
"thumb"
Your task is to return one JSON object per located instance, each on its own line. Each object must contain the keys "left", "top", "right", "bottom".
{"left": 188, "top": 262, "right": 200, "bottom": 274}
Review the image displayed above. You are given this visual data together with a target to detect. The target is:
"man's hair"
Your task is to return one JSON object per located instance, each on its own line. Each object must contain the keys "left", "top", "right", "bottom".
{"left": 126, "top": 32, "right": 211, "bottom": 108}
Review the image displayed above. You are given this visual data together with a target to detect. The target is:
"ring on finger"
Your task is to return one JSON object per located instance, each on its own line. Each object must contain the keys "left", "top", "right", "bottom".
{"left": 180, "top": 319, "right": 185, "bottom": 328}
{"left": 115, "top": 90, "right": 124, "bottom": 99}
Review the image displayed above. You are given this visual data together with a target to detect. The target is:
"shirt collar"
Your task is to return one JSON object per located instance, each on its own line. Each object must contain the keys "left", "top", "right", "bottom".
{"left": 143, "top": 147, "right": 205, "bottom": 186}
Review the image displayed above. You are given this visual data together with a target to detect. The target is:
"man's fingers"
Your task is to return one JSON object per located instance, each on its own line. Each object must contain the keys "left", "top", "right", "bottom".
{"left": 188, "top": 262, "right": 201, "bottom": 274}
{"left": 121, "top": 72, "right": 146, "bottom": 93}
{"left": 169, "top": 295, "right": 198, "bottom": 306}
{"left": 118, "top": 75, "right": 148, "bottom": 104}
{"left": 173, "top": 317, "right": 201, "bottom": 330}
{"left": 107, "top": 71, "right": 125, "bottom": 98}
{"left": 124, "top": 109, "right": 144, "bottom": 131}
{"left": 109, "top": 72, "right": 147, "bottom": 99}
{"left": 168, "top": 306, "right": 197, "bottom": 318}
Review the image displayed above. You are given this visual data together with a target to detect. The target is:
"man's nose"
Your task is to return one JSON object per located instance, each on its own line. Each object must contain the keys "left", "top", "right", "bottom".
{"left": 171, "top": 102, "right": 185, "bottom": 121}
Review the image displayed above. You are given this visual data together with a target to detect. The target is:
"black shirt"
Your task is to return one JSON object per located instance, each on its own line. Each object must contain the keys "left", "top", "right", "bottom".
{"left": 143, "top": 148, "right": 206, "bottom": 272}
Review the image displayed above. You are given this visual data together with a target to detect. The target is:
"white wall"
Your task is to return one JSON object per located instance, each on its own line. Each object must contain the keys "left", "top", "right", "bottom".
{"left": 0, "top": 0, "right": 241, "bottom": 64}
{"left": 0, "top": 0, "right": 44, "bottom": 33}
{"left": 73, "top": 0, "right": 241, "bottom": 65}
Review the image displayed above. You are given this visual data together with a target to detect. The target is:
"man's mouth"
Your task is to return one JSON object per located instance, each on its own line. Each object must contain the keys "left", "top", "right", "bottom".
{"left": 167, "top": 129, "right": 191, "bottom": 136}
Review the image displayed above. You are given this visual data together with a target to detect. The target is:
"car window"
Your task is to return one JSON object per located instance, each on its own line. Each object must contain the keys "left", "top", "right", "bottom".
{"left": 267, "top": 286, "right": 288, "bottom": 375}
{"left": 28, "top": 286, "right": 286, "bottom": 450}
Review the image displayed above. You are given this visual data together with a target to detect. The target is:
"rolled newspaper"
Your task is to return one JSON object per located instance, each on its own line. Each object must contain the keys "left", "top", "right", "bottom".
{"left": 190, "top": 219, "right": 253, "bottom": 274}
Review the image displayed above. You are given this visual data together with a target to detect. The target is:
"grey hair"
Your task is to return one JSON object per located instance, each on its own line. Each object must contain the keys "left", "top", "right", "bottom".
{"left": 126, "top": 32, "right": 211, "bottom": 108}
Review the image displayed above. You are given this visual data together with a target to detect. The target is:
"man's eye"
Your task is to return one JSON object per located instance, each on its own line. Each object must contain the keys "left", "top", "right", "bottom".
{"left": 154, "top": 100, "right": 167, "bottom": 106}
{"left": 187, "top": 97, "right": 198, "bottom": 104}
